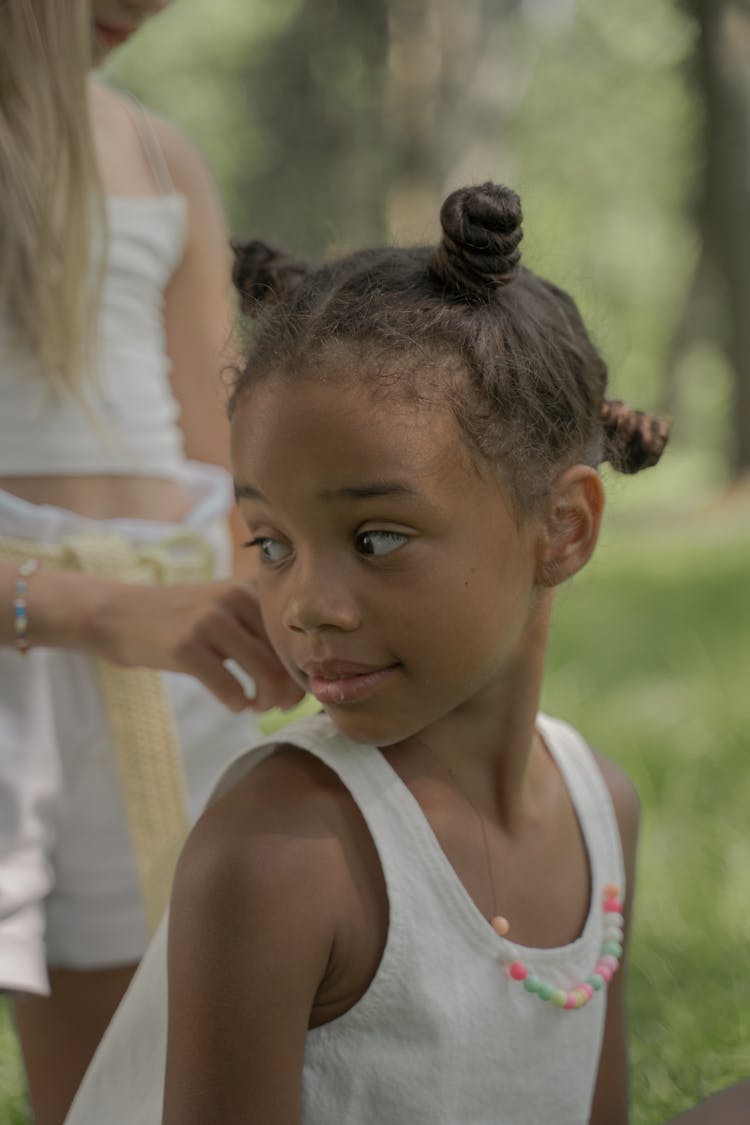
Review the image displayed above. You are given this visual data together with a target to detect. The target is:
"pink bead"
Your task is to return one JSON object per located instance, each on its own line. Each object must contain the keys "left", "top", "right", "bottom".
{"left": 564, "top": 994, "right": 577, "bottom": 1009}
{"left": 597, "top": 964, "right": 613, "bottom": 983}
{"left": 581, "top": 983, "right": 595, "bottom": 999}
{"left": 509, "top": 961, "right": 528, "bottom": 981}
{"left": 600, "top": 954, "right": 620, "bottom": 972}
{"left": 604, "top": 897, "right": 624, "bottom": 913}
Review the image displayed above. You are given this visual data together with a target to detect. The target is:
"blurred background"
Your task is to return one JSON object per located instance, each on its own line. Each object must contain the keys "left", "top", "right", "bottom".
{"left": 106, "top": 0, "right": 750, "bottom": 504}
{"left": 2, "top": 1, "right": 749, "bottom": 1121}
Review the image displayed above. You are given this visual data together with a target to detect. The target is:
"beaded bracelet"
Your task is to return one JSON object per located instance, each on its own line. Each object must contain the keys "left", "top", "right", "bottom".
{"left": 14, "top": 558, "right": 39, "bottom": 654}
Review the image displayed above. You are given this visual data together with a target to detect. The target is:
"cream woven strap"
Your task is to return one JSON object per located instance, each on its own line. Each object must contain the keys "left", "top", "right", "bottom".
{"left": 2, "top": 530, "right": 216, "bottom": 933}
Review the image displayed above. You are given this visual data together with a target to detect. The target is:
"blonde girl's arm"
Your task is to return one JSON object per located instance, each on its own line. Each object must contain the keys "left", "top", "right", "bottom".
{"left": 588, "top": 754, "right": 641, "bottom": 1125}
{"left": 0, "top": 562, "right": 301, "bottom": 713}
{"left": 149, "top": 113, "right": 251, "bottom": 570}
{"left": 163, "top": 752, "right": 343, "bottom": 1124}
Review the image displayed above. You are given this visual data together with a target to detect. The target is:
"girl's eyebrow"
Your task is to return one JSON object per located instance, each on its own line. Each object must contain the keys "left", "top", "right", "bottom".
{"left": 321, "top": 482, "right": 420, "bottom": 501}
{"left": 234, "top": 481, "right": 423, "bottom": 502}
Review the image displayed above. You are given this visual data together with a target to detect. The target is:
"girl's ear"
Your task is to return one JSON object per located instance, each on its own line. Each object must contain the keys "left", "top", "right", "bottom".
{"left": 535, "top": 465, "right": 604, "bottom": 588}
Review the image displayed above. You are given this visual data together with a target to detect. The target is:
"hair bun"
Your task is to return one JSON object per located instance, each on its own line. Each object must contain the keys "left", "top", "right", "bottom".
{"left": 601, "top": 400, "right": 670, "bottom": 474}
{"left": 231, "top": 239, "right": 309, "bottom": 317}
{"left": 430, "top": 183, "right": 523, "bottom": 301}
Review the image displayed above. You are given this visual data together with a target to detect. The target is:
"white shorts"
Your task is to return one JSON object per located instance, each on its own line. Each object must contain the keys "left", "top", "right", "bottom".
{"left": 0, "top": 463, "right": 263, "bottom": 995}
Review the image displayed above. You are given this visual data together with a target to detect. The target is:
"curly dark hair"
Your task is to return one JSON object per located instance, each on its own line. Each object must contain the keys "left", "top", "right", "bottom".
{"left": 229, "top": 182, "right": 668, "bottom": 512}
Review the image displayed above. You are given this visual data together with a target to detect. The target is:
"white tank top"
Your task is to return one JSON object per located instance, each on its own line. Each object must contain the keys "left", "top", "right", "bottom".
{"left": 0, "top": 103, "right": 188, "bottom": 478}
{"left": 65, "top": 711, "right": 625, "bottom": 1125}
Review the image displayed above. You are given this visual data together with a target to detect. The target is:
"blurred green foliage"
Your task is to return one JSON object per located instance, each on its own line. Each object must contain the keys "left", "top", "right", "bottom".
{"left": 106, "top": 0, "right": 733, "bottom": 493}
{"left": 0, "top": 1003, "right": 27, "bottom": 1123}
{"left": 107, "top": 0, "right": 390, "bottom": 255}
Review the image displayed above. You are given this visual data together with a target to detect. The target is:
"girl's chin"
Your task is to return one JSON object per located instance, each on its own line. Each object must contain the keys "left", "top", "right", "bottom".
{"left": 321, "top": 706, "right": 422, "bottom": 750}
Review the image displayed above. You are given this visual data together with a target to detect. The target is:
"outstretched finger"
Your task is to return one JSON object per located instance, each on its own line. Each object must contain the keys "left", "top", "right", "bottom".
{"left": 190, "top": 602, "right": 301, "bottom": 712}
{"left": 174, "top": 638, "right": 258, "bottom": 712}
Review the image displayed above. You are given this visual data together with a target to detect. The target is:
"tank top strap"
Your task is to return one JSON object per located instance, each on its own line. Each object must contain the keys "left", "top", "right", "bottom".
{"left": 536, "top": 712, "right": 626, "bottom": 901}
{"left": 122, "top": 94, "right": 176, "bottom": 196}
{"left": 208, "top": 713, "right": 392, "bottom": 814}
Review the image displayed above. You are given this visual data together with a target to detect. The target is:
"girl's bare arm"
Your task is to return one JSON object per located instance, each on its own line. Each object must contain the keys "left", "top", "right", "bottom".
{"left": 163, "top": 752, "right": 346, "bottom": 1124}
{"left": 152, "top": 113, "right": 250, "bottom": 568}
{"left": 665, "top": 1081, "right": 750, "bottom": 1123}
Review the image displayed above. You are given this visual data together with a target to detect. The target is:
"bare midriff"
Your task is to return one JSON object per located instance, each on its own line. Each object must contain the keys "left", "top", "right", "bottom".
{"left": 0, "top": 474, "right": 193, "bottom": 523}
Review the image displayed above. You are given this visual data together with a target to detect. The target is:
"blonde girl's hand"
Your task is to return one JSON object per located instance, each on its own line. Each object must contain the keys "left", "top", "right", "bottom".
{"left": 84, "top": 576, "right": 304, "bottom": 713}
{"left": 16, "top": 567, "right": 302, "bottom": 714}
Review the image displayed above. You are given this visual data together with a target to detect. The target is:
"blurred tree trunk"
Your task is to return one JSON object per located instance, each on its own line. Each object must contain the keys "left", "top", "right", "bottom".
{"left": 236, "top": 0, "right": 523, "bottom": 259}
{"left": 384, "top": 0, "right": 520, "bottom": 242}
{"left": 685, "top": 0, "right": 750, "bottom": 477}
{"left": 384, "top": 0, "right": 445, "bottom": 239}
{"left": 235, "top": 1, "right": 524, "bottom": 259}
{"left": 235, "top": 0, "right": 389, "bottom": 258}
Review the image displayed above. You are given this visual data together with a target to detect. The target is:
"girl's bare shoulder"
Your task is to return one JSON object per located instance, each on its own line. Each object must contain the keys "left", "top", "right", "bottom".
{"left": 89, "top": 80, "right": 216, "bottom": 199}
{"left": 592, "top": 751, "right": 639, "bottom": 825}
{"left": 174, "top": 745, "right": 371, "bottom": 919}
{"left": 142, "top": 109, "right": 220, "bottom": 202}
{"left": 210, "top": 742, "right": 362, "bottom": 828}
{"left": 169, "top": 744, "right": 387, "bottom": 1032}
{"left": 165, "top": 747, "right": 377, "bottom": 1118}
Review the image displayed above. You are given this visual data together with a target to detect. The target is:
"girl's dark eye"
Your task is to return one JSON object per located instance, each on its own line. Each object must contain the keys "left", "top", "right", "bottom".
{"left": 245, "top": 537, "right": 291, "bottom": 563}
{"left": 356, "top": 530, "right": 408, "bottom": 557}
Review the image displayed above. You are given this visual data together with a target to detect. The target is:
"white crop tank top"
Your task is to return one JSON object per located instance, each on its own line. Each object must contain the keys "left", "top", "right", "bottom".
{"left": 0, "top": 100, "right": 187, "bottom": 478}
{"left": 65, "top": 711, "right": 625, "bottom": 1125}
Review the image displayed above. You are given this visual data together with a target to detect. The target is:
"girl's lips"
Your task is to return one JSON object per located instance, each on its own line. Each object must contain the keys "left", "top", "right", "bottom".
{"left": 305, "top": 664, "right": 398, "bottom": 706}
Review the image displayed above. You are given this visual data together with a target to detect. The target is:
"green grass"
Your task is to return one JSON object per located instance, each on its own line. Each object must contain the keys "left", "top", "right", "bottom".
{"left": 542, "top": 493, "right": 750, "bottom": 1122}
{"left": 0, "top": 1000, "right": 28, "bottom": 1123}
{"left": 2, "top": 491, "right": 748, "bottom": 1123}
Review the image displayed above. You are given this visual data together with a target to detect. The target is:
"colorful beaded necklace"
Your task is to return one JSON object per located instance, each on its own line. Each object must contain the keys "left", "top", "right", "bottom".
{"left": 495, "top": 883, "right": 624, "bottom": 1011}
{"left": 425, "top": 746, "right": 624, "bottom": 1013}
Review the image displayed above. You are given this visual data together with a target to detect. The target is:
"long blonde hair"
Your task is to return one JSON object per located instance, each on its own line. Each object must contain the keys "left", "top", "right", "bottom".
{"left": 0, "top": 0, "right": 103, "bottom": 395}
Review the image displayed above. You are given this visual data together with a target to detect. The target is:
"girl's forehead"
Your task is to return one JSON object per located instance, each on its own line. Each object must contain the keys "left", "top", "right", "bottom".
{"left": 235, "top": 365, "right": 437, "bottom": 426}
{"left": 230, "top": 374, "right": 479, "bottom": 499}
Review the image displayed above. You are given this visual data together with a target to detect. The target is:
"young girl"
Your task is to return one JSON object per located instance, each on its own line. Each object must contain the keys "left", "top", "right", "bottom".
{"left": 0, "top": 2, "right": 298, "bottom": 1121}
{"left": 66, "top": 181, "right": 669, "bottom": 1124}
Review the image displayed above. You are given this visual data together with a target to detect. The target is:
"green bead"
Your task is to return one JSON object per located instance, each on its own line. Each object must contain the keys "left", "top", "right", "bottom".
{"left": 523, "top": 974, "right": 542, "bottom": 993}
{"left": 538, "top": 982, "right": 554, "bottom": 1001}
{"left": 586, "top": 974, "right": 604, "bottom": 991}
{"left": 550, "top": 989, "right": 568, "bottom": 1008}
{"left": 601, "top": 940, "right": 623, "bottom": 958}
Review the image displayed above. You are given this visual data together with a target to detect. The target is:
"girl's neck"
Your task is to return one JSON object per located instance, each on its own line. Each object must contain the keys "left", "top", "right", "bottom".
{"left": 383, "top": 589, "right": 554, "bottom": 831}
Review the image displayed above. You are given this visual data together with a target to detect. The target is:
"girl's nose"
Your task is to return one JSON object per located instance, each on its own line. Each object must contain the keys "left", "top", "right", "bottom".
{"left": 282, "top": 564, "right": 360, "bottom": 634}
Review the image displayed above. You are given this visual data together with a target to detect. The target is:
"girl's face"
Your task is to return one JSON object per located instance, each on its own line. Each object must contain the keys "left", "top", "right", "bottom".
{"left": 231, "top": 371, "right": 547, "bottom": 750}
{"left": 90, "top": 0, "right": 171, "bottom": 63}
